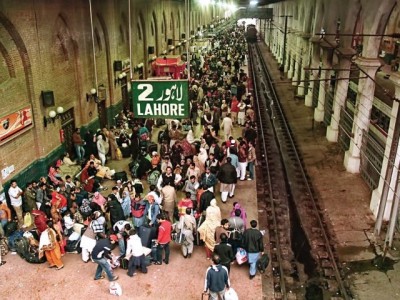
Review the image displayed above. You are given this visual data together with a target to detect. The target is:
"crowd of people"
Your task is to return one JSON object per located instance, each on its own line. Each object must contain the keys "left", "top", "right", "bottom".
{"left": 0, "top": 24, "right": 265, "bottom": 299}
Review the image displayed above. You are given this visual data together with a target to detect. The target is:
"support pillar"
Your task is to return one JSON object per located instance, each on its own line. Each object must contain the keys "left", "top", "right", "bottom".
{"left": 327, "top": 48, "right": 355, "bottom": 142}
{"left": 297, "top": 63, "right": 306, "bottom": 94}
{"left": 314, "top": 68, "right": 326, "bottom": 122}
{"left": 290, "top": 36, "right": 301, "bottom": 82}
{"left": 306, "top": 37, "right": 321, "bottom": 107}
{"left": 284, "top": 52, "right": 290, "bottom": 73}
{"left": 371, "top": 73, "right": 400, "bottom": 219}
{"left": 288, "top": 54, "right": 294, "bottom": 79}
{"left": 305, "top": 71, "right": 315, "bottom": 107}
{"left": 314, "top": 44, "right": 334, "bottom": 122}
{"left": 297, "top": 37, "right": 310, "bottom": 95}
{"left": 344, "top": 57, "right": 381, "bottom": 173}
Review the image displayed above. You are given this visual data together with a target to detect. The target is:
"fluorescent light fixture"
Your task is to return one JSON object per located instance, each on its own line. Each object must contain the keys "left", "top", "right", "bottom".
{"left": 250, "top": 0, "right": 258, "bottom": 6}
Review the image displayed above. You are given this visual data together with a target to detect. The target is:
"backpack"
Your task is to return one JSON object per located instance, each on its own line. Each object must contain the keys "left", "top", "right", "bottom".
{"left": 257, "top": 253, "right": 270, "bottom": 273}
{"left": 8, "top": 230, "right": 24, "bottom": 251}
{"left": 15, "top": 237, "right": 46, "bottom": 264}
{"left": 131, "top": 202, "right": 146, "bottom": 218}
{"left": 147, "top": 170, "right": 160, "bottom": 186}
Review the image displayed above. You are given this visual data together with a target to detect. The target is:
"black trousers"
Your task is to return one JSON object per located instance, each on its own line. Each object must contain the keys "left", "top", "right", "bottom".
{"left": 127, "top": 254, "right": 147, "bottom": 275}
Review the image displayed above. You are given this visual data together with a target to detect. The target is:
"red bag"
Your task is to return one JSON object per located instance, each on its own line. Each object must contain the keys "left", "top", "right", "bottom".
{"left": 131, "top": 202, "right": 146, "bottom": 218}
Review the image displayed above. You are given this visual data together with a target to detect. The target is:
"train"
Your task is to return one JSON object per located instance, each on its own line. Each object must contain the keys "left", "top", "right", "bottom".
{"left": 245, "top": 24, "right": 258, "bottom": 43}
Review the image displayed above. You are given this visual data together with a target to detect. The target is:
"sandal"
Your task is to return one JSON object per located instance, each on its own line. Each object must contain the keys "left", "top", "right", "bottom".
{"left": 56, "top": 265, "right": 64, "bottom": 270}
{"left": 94, "top": 276, "right": 105, "bottom": 280}
{"left": 153, "top": 261, "right": 162, "bottom": 265}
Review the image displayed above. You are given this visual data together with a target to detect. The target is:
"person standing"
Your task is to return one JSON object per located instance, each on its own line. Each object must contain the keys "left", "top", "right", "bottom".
{"left": 154, "top": 214, "right": 172, "bottom": 265}
{"left": 217, "top": 157, "right": 237, "bottom": 203}
{"left": 214, "top": 233, "right": 234, "bottom": 273}
{"left": 160, "top": 184, "right": 176, "bottom": 223}
{"left": 238, "top": 141, "right": 248, "bottom": 181}
{"left": 107, "top": 194, "right": 125, "bottom": 228}
{"left": 39, "top": 220, "right": 64, "bottom": 270}
{"left": 199, "top": 166, "right": 218, "bottom": 193}
{"left": 247, "top": 141, "right": 256, "bottom": 181}
{"left": 72, "top": 128, "right": 85, "bottom": 162}
{"left": 242, "top": 220, "right": 264, "bottom": 279}
{"left": 8, "top": 180, "right": 23, "bottom": 227}
{"left": 96, "top": 135, "right": 107, "bottom": 166}
{"left": 108, "top": 126, "right": 119, "bottom": 160}
{"left": 24, "top": 181, "right": 37, "bottom": 213}
{"left": 177, "top": 208, "right": 196, "bottom": 258}
{"left": 214, "top": 219, "right": 230, "bottom": 245}
{"left": 35, "top": 182, "right": 49, "bottom": 210}
{"left": 220, "top": 113, "right": 233, "bottom": 141}
{"left": 203, "top": 254, "right": 231, "bottom": 300}
{"left": 0, "top": 198, "right": 12, "bottom": 231}
{"left": 184, "top": 175, "right": 199, "bottom": 204}
{"left": 92, "top": 235, "right": 119, "bottom": 281}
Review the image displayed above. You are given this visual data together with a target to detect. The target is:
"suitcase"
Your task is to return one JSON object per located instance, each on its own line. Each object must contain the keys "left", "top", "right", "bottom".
{"left": 114, "top": 171, "right": 128, "bottom": 183}
{"left": 120, "top": 147, "right": 131, "bottom": 158}
{"left": 147, "top": 142, "right": 157, "bottom": 155}
{"left": 138, "top": 225, "right": 157, "bottom": 248}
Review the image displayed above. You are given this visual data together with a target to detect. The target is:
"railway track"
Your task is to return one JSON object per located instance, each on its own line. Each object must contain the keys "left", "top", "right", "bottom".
{"left": 250, "top": 42, "right": 351, "bottom": 300}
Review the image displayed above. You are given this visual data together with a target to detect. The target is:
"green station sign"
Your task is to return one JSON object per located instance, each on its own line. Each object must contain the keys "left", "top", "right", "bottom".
{"left": 132, "top": 80, "right": 189, "bottom": 119}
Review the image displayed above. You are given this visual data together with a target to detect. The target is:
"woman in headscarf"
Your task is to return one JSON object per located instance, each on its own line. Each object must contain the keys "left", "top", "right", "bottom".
{"left": 96, "top": 134, "right": 107, "bottom": 166}
{"left": 121, "top": 190, "right": 131, "bottom": 219}
{"left": 107, "top": 194, "right": 125, "bottom": 227}
{"left": 91, "top": 191, "right": 107, "bottom": 213}
{"left": 198, "top": 199, "right": 221, "bottom": 259}
{"left": 39, "top": 220, "right": 64, "bottom": 270}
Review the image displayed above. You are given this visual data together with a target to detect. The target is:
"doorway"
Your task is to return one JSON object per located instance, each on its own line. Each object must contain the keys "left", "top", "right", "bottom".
{"left": 97, "top": 100, "right": 107, "bottom": 129}
{"left": 60, "top": 108, "right": 76, "bottom": 157}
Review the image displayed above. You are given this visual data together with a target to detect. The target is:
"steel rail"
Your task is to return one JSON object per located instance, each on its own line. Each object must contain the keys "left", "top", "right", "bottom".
{"left": 249, "top": 44, "right": 288, "bottom": 299}
{"left": 254, "top": 42, "right": 350, "bottom": 300}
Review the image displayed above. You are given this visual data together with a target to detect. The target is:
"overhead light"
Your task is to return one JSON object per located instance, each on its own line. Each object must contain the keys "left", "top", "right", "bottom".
{"left": 43, "top": 106, "right": 65, "bottom": 127}
{"left": 86, "top": 88, "right": 99, "bottom": 103}
{"left": 250, "top": 0, "right": 258, "bottom": 6}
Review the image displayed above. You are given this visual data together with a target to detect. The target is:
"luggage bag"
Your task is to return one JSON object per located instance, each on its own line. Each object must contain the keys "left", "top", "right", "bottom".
{"left": 114, "top": 171, "right": 128, "bottom": 183}
{"left": 138, "top": 225, "right": 157, "bottom": 248}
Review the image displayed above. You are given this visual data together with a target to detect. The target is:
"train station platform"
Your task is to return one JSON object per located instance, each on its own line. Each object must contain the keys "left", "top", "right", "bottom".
{"left": 0, "top": 119, "right": 264, "bottom": 300}
{"left": 257, "top": 42, "right": 400, "bottom": 299}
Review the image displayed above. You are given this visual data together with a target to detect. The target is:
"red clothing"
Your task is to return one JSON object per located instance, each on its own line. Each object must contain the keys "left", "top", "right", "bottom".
{"left": 230, "top": 98, "right": 239, "bottom": 113}
{"left": 238, "top": 145, "right": 248, "bottom": 163}
{"left": 178, "top": 198, "right": 193, "bottom": 216}
{"left": 51, "top": 191, "right": 67, "bottom": 209}
{"left": 157, "top": 220, "right": 172, "bottom": 244}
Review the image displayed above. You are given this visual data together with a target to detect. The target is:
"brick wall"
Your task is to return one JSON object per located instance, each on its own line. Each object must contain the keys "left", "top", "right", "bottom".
{"left": 0, "top": 0, "right": 218, "bottom": 189}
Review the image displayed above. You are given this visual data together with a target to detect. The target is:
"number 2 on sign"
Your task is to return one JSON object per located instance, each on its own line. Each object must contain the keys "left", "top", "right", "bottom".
{"left": 137, "top": 84, "right": 153, "bottom": 101}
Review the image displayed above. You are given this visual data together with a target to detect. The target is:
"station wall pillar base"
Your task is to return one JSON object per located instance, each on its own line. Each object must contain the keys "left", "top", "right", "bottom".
{"left": 370, "top": 188, "right": 392, "bottom": 221}
{"left": 344, "top": 151, "right": 360, "bottom": 174}
{"left": 326, "top": 125, "right": 338, "bottom": 142}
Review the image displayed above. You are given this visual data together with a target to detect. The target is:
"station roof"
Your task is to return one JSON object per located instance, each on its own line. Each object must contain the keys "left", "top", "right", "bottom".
{"left": 236, "top": 0, "right": 284, "bottom": 6}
